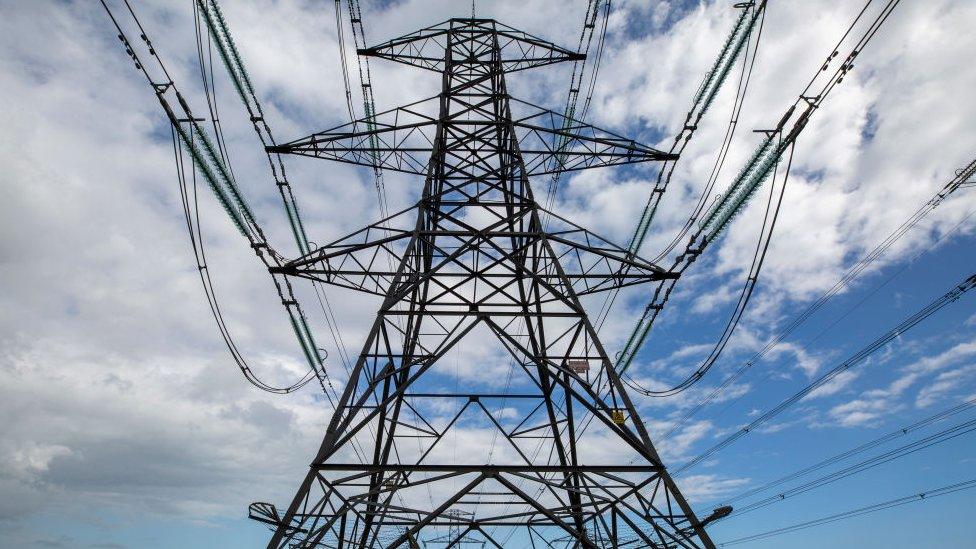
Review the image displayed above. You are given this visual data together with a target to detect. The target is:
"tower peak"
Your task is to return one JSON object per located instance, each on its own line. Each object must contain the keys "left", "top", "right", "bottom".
{"left": 357, "top": 18, "right": 585, "bottom": 73}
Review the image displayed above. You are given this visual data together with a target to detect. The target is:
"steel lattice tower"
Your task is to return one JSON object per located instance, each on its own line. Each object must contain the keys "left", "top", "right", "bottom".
{"left": 252, "top": 18, "right": 714, "bottom": 549}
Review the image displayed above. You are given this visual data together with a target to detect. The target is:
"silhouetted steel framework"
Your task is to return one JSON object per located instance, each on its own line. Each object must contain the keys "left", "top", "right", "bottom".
{"left": 250, "top": 19, "right": 714, "bottom": 549}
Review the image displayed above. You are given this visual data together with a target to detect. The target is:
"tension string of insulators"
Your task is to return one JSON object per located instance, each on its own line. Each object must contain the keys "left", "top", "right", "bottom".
{"left": 583, "top": 0, "right": 769, "bottom": 398}
{"left": 563, "top": 0, "right": 902, "bottom": 458}
{"left": 612, "top": 0, "right": 904, "bottom": 396}
{"left": 100, "top": 0, "right": 337, "bottom": 398}
{"left": 345, "top": 0, "right": 390, "bottom": 220}
{"left": 626, "top": 0, "right": 769, "bottom": 259}
{"left": 191, "top": 0, "right": 395, "bottom": 469}
{"left": 542, "top": 0, "right": 612, "bottom": 215}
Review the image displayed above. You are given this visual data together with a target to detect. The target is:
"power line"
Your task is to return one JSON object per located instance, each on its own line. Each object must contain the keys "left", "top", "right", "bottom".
{"left": 521, "top": 0, "right": 773, "bottom": 509}
{"left": 665, "top": 152, "right": 976, "bottom": 439}
{"left": 593, "top": 2, "right": 766, "bottom": 343}
{"left": 631, "top": 1, "right": 769, "bottom": 262}
{"left": 169, "top": 123, "right": 318, "bottom": 395}
{"left": 536, "top": 0, "right": 898, "bottom": 493}
{"left": 99, "top": 0, "right": 956, "bottom": 546}
{"left": 564, "top": 0, "right": 770, "bottom": 447}
{"left": 102, "top": 0, "right": 340, "bottom": 397}
{"left": 542, "top": 0, "right": 612, "bottom": 215}
{"left": 623, "top": 136, "right": 796, "bottom": 397}
{"left": 719, "top": 477, "right": 976, "bottom": 546}
{"left": 569, "top": 0, "right": 903, "bottom": 447}
{"left": 676, "top": 270, "right": 976, "bottom": 475}
{"left": 612, "top": 0, "right": 904, "bottom": 384}
{"left": 727, "top": 412, "right": 976, "bottom": 517}
{"left": 344, "top": 0, "right": 390, "bottom": 220}
{"left": 723, "top": 397, "right": 976, "bottom": 506}
{"left": 683, "top": 202, "right": 976, "bottom": 448}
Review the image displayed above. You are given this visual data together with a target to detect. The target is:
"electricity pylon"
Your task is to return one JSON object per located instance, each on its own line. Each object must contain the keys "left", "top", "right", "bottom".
{"left": 252, "top": 18, "right": 714, "bottom": 549}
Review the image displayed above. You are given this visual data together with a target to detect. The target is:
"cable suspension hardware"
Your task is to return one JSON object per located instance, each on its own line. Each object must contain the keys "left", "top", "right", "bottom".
{"left": 345, "top": 0, "right": 390, "bottom": 220}
{"left": 193, "top": 0, "right": 382, "bottom": 466}
{"left": 516, "top": 0, "right": 773, "bottom": 515}
{"left": 627, "top": 1, "right": 768, "bottom": 257}
{"left": 543, "top": 0, "right": 612, "bottom": 214}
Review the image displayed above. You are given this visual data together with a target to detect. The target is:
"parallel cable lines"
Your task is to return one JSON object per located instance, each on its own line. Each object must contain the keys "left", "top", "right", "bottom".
{"left": 728, "top": 414, "right": 976, "bottom": 516}
{"left": 628, "top": 1, "right": 768, "bottom": 260}
{"left": 169, "top": 121, "right": 317, "bottom": 395}
{"left": 590, "top": 0, "right": 768, "bottom": 340}
{"left": 611, "top": 0, "right": 903, "bottom": 394}
{"left": 344, "top": 0, "right": 390, "bottom": 219}
{"left": 723, "top": 397, "right": 976, "bottom": 508}
{"left": 676, "top": 270, "right": 976, "bottom": 475}
{"left": 188, "top": 0, "right": 385, "bottom": 468}
{"left": 663, "top": 151, "right": 976, "bottom": 440}
{"left": 622, "top": 137, "right": 794, "bottom": 398}
{"left": 730, "top": 419, "right": 976, "bottom": 517}
{"left": 99, "top": 1, "right": 969, "bottom": 546}
{"left": 542, "top": 0, "right": 611, "bottom": 214}
{"left": 194, "top": 0, "right": 363, "bottom": 406}
{"left": 719, "top": 477, "right": 976, "bottom": 546}
{"left": 334, "top": 0, "right": 358, "bottom": 122}
{"left": 101, "top": 0, "right": 333, "bottom": 397}
{"left": 194, "top": 0, "right": 351, "bottom": 402}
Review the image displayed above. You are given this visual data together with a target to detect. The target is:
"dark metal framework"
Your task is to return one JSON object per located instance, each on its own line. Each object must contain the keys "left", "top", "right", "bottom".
{"left": 258, "top": 18, "right": 713, "bottom": 549}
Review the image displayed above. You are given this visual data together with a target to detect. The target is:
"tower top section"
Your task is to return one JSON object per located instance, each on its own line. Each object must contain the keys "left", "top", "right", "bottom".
{"left": 271, "top": 17, "right": 675, "bottom": 178}
{"left": 358, "top": 18, "right": 585, "bottom": 73}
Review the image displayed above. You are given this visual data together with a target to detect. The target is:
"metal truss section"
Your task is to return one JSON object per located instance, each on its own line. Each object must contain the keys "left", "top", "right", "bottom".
{"left": 267, "top": 94, "right": 676, "bottom": 177}
{"left": 273, "top": 202, "right": 676, "bottom": 299}
{"left": 259, "top": 464, "right": 703, "bottom": 547}
{"left": 262, "top": 18, "right": 713, "bottom": 549}
{"left": 356, "top": 18, "right": 584, "bottom": 73}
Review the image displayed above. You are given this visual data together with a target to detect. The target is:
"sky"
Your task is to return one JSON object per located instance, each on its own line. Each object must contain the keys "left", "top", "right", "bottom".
{"left": 1, "top": 0, "right": 975, "bottom": 547}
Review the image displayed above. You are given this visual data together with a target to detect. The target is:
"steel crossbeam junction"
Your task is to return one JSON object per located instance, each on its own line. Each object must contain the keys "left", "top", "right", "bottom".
{"left": 255, "top": 18, "right": 714, "bottom": 549}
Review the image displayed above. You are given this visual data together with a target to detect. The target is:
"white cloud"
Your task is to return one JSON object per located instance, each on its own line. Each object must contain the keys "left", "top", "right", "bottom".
{"left": 803, "top": 370, "right": 860, "bottom": 401}
{"left": 679, "top": 473, "right": 751, "bottom": 502}
{"left": 905, "top": 340, "right": 976, "bottom": 374}
{"left": 764, "top": 341, "right": 824, "bottom": 378}
{"left": 916, "top": 365, "right": 976, "bottom": 408}
{"left": 827, "top": 398, "right": 891, "bottom": 427}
